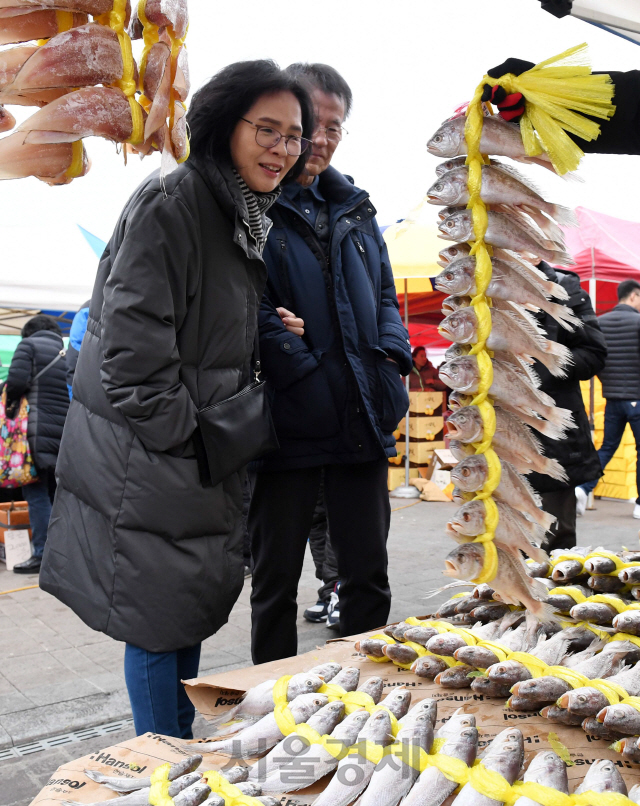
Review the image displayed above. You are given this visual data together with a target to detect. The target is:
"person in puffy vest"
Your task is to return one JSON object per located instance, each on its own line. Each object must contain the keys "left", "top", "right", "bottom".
{"left": 5, "top": 315, "right": 68, "bottom": 573}
{"left": 577, "top": 279, "right": 640, "bottom": 519}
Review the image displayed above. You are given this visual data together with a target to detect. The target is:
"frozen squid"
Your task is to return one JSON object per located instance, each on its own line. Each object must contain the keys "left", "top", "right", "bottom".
{"left": 3, "top": 24, "right": 124, "bottom": 94}
{"left": 0, "top": 9, "right": 88, "bottom": 45}
{"left": 0, "top": 133, "right": 89, "bottom": 183}
{"left": 17, "top": 86, "right": 142, "bottom": 144}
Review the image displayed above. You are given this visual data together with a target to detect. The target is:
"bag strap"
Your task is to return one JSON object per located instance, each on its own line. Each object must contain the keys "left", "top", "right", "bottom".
{"left": 253, "top": 325, "right": 261, "bottom": 381}
{"left": 33, "top": 349, "right": 65, "bottom": 382}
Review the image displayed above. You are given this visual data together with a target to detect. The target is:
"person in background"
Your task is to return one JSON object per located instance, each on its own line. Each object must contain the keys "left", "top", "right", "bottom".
{"left": 66, "top": 300, "right": 90, "bottom": 398}
{"left": 39, "top": 60, "right": 314, "bottom": 739}
{"left": 249, "top": 63, "right": 412, "bottom": 664}
{"left": 5, "top": 315, "right": 68, "bottom": 573}
{"left": 527, "top": 262, "right": 606, "bottom": 551}
{"left": 409, "top": 345, "right": 448, "bottom": 392}
{"left": 303, "top": 475, "right": 340, "bottom": 629}
{"left": 576, "top": 280, "right": 640, "bottom": 519}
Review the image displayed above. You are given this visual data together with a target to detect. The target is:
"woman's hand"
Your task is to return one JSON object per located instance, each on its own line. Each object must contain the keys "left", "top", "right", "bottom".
{"left": 277, "top": 307, "right": 305, "bottom": 336}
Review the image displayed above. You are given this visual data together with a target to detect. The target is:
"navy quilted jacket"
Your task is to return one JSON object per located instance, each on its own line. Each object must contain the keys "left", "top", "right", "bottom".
{"left": 257, "top": 167, "right": 412, "bottom": 470}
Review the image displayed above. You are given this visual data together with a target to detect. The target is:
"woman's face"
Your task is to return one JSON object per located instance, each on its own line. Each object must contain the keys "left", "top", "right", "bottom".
{"left": 230, "top": 90, "right": 303, "bottom": 193}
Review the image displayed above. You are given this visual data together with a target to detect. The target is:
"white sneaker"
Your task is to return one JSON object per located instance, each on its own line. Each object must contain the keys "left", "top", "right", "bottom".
{"left": 575, "top": 486, "right": 588, "bottom": 517}
{"left": 326, "top": 582, "right": 340, "bottom": 631}
{"left": 633, "top": 504, "right": 640, "bottom": 520}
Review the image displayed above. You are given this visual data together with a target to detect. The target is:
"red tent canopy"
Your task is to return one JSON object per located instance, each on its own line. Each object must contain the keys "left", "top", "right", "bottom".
{"left": 562, "top": 207, "right": 640, "bottom": 315}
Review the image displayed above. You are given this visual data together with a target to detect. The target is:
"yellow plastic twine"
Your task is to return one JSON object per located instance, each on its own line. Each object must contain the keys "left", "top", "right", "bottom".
{"left": 202, "top": 770, "right": 263, "bottom": 806}
{"left": 463, "top": 94, "right": 500, "bottom": 585}
{"left": 479, "top": 43, "right": 616, "bottom": 175}
{"left": 96, "top": 0, "right": 144, "bottom": 144}
{"left": 148, "top": 763, "right": 172, "bottom": 806}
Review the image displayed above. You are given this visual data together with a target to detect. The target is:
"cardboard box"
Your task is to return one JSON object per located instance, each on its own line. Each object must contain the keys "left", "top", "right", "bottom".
{"left": 408, "top": 390, "right": 444, "bottom": 416}
{"left": 0, "top": 501, "right": 31, "bottom": 563}
{"left": 398, "top": 416, "right": 444, "bottom": 441}
{"left": 387, "top": 466, "right": 419, "bottom": 490}
{"left": 395, "top": 441, "right": 445, "bottom": 464}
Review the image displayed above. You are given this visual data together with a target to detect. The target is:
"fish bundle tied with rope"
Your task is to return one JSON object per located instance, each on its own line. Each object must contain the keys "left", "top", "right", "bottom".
{"left": 425, "top": 43, "right": 616, "bottom": 617}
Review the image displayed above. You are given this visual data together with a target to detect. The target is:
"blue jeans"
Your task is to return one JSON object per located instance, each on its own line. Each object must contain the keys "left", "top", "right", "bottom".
{"left": 23, "top": 468, "right": 52, "bottom": 558}
{"left": 124, "top": 643, "right": 201, "bottom": 739}
{"left": 581, "top": 399, "right": 640, "bottom": 503}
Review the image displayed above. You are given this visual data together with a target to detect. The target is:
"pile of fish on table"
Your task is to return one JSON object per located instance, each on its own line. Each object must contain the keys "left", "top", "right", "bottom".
{"left": 422, "top": 111, "right": 588, "bottom": 621}
{"left": 0, "top": 0, "right": 189, "bottom": 184}
{"left": 356, "top": 544, "right": 640, "bottom": 763}
{"left": 68, "top": 659, "right": 640, "bottom": 806}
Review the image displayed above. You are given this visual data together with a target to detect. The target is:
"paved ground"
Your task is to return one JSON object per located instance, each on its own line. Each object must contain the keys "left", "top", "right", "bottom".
{"left": 2, "top": 494, "right": 640, "bottom": 806}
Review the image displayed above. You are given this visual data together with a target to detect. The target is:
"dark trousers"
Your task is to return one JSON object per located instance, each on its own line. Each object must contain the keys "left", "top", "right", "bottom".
{"left": 249, "top": 459, "right": 391, "bottom": 663}
{"left": 581, "top": 399, "right": 640, "bottom": 503}
{"left": 124, "top": 642, "right": 201, "bottom": 739}
{"left": 307, "top": 474, "right": 339, "bottom": 603}
{"left": 539, "top": 489, "right": 577, "bottom": 552}
{"left": 23, "top": 468, "right": 55, "bottom": 558}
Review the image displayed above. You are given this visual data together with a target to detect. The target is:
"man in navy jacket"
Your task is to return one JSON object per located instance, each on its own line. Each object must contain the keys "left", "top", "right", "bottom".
{"left": 249, "top": 64, "right": 412, "bottom": 663}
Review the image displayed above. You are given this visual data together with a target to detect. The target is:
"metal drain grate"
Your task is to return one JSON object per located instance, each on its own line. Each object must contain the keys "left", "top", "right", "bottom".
{"left": 0, "top": 718, "right": 134, "bottom": 761}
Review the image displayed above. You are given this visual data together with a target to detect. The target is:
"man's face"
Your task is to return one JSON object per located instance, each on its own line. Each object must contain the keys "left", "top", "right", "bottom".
{"left": 304, "top": 89, "right": 346, "bottom": 178}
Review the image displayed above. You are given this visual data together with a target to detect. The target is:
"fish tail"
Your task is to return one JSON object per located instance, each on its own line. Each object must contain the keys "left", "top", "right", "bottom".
{"left": 542, "top": 301, "right": 582, "bottom": 332}
{"left": 547, "top": 248, "right": 576, "bottom": 267}
{"left": 83, "top": 770, "right": 107, "bottom": 784}
{"left": 540, "top": 340, "right": 574, "bottom": 378}
{"left": 548, "top": 204, "right": 579, "bottom": 228}
{"left": 540, "top": 455, "right": 569, "bottom": 483}
{"left": 535, "top": 508, "right": 557, "bottom": 532}
{"left": 531, "top": 600, "right": 561, "bottom": 624}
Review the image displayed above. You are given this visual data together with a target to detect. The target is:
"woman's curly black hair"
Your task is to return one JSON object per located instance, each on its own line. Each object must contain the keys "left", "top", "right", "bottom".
{"left": 22, "top": 314, "right": 61, "bottom": 339}
{"left": 187, "top": 60, "right": 315, "bottom": 184}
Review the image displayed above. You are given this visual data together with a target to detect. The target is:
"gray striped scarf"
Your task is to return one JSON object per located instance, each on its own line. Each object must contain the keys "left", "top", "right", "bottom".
{"left": 233, "top": 169, "right": 280, "bottom": 253}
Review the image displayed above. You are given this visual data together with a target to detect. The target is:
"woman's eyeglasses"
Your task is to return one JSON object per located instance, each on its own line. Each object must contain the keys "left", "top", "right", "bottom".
{"left": 241, "top": 118, "right": 311, "bottom": 156}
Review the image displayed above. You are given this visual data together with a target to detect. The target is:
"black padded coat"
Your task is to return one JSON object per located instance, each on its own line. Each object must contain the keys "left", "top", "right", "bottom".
{"left": 596, "top": 304, "right": 640, "bottom": 400}
{"left": 40, "top": 159, "right": 270, "bottom": 652}
{"left": 5, "top": 330, "right": 68, "bottom": 471}
{"left": 528, "top": 264, "right": 607, "bottom": 494}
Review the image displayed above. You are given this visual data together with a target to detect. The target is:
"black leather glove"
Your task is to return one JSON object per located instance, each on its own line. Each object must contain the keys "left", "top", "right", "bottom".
{"left": 481, "top": 58, "right": 535, "bottom": 122}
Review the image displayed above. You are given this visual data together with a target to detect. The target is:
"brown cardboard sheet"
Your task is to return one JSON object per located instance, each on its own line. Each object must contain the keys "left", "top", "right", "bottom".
{"left": 29, "top": 632, "right": 640, "bottom": 805}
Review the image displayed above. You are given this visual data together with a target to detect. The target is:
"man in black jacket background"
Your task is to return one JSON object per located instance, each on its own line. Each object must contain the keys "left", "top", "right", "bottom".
{"left": 577, "top": 280, "right": 640, "bottom": 519}
{"left": 528, "top": 263, "right": 607, "bottom": 551}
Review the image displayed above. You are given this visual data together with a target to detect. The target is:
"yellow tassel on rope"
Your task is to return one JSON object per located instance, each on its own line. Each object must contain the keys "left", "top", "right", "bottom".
{"left": 479, "top": 43, "right": 615, "bottom": 175}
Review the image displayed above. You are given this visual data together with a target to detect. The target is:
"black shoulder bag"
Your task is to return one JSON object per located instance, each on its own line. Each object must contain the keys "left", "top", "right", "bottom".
{"left": 196, "top": 329, "right": 279, "bottom": 487}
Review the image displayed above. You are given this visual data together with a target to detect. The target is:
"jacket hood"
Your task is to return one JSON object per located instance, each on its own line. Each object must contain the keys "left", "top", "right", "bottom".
{"left": 280, "top": 165, "right": 367, "bottom": 210}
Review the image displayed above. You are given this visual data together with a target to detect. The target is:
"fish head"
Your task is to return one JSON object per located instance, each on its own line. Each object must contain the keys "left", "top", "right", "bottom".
{"left": 358, "top": 676, "right": 384, "bottom": 701}
{"left": 426, "top": 118, "right": 464, "bottom": 157}
{"left": 449, "top": 440, "right": 475, "bottom": 463}
{"left": 381, "top": 688, "right": 412, "bottom": 719}
{"left": 289, "top": 692, "right": 329, "bottom": 721}
{"left": 332, "top": 667, "right": 360, "bottom": 690}
{"left": 447, "top": 726, "right": 479, "bottom": 764}
{"left": 439, "top": 309, "right": 477, "bottom": 345}
{"left": 600, "top": 704, "right": 633, "bottom": 728}
{"left": 427, "top": 169, "right": 467, "bottom": 206}
{"left": 438, "top": 356, "right": 479, "bottom": 393}
{"left": 438, "top": 242, "right": 472, "bottom": 265}
{"left": 450, "top": 455, "right": 488, "bottom": 493}
{"left": 448, "top": 391, "right": 473, "bottom": 411}
{"left": 288, "top": 672, "right": 326, "bottom": 699}
{"left": 487, "top": 728, "right": 524, "bottom": 755}
{"left": 487, "top": 660, "right": 524, "bottom": 685}
{"left": 438, "top": 209, "right": 472, "bottom": 242}
{"left": 307, "top": 661, "right": 341, "bottom": 682}
{"left": 550, "top": 560, "right": 583, "bottom": 583}
{"left": 451, "top": 486, "right": 467, "bottom": 504}
{"left": 434, "top": 259, "right": 475, "bottom": 296}
{"left": 313, "top": 700, "right": 345, "bottom": 732}
{"left": 363, "top": 708, "right": 392, "bottom": 742}
{"left": 445, "top": 343, "right": 470, "bottom": 361}
{"left": 442, "top": 294, "right": 472, "bottom": 315}
{"left": 527, "top": 750, "right": 566, "bottom": 779}
{"left": 579, "top": 759, "right": 627, "bottom": 794}
{"left": 435, "top": 157, "right": 466, "bottom": 177}
{"left": 443, "top": 543, "right": 484, "bottom": 580}
{"left": 448, "top": 500, "right": 485, "bottom": 536}
{"left": 446, "top": 406, "right": 484, "bottom": 442}
{"left": 437, "top": 205, "right": 465, "bottom": 222}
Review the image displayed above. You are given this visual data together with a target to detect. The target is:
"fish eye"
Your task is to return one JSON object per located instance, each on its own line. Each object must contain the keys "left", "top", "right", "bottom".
{"left": 577, "top": 695, "right": 586, "bottom": 703}
{"left": 434, "top": 184, "right": 443, "bottom": 192}
{"left": 446, "top": 221, "right": 454, "bottom": 228}
{"left": 463, "top": 513, "right": 470, "bottom": 521}
{"left": 445, "top": 273, "right": 453, "bottom": 281}
{"left": 433, "top": 135, "right": 442, "bottom": 143}
{"left": 462, "top": 468, "right": 470, "bottom": 477}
